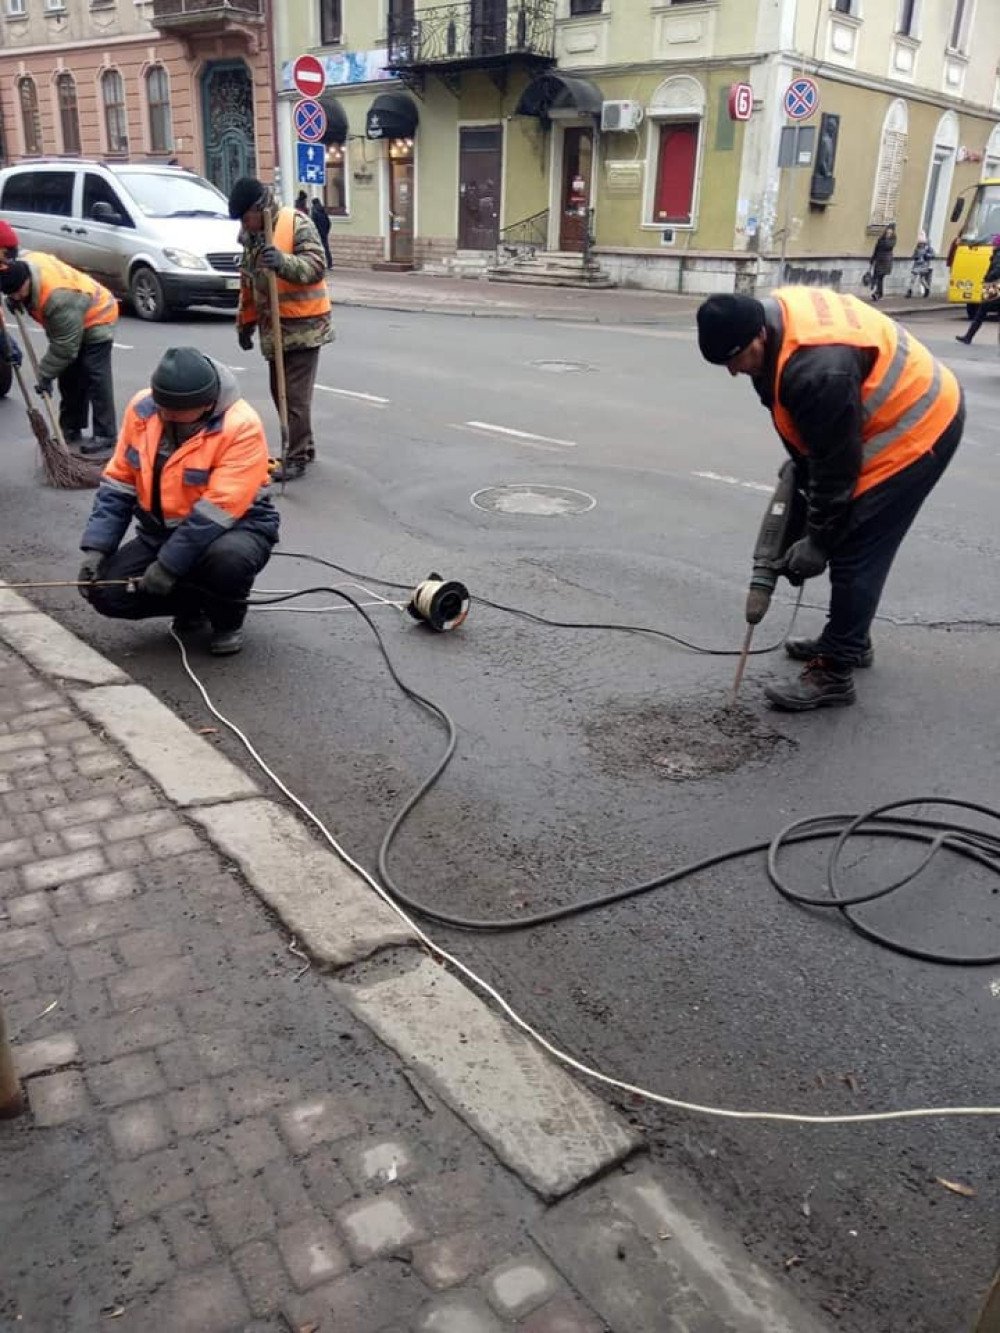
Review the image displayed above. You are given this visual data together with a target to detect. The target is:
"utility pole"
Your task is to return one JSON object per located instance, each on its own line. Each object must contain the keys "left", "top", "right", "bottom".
{"left": 0, "top": 1000, "right": 24, "bottom": 1119}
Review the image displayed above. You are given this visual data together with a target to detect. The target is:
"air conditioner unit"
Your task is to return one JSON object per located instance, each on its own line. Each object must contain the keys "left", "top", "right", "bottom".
{"left": 601, "top": 100, "right": 644, "bottom": 133}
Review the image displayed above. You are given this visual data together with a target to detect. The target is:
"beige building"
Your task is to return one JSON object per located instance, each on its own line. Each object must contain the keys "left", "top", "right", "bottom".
{"left": 274, "top": 0, "right": 1000, "bottom": 294}
{"left": 0, "top": 0, "right": 277, "bottom": 195}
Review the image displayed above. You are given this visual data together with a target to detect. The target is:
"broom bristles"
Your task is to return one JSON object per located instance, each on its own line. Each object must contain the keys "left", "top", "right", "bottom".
{"left": 37, "top": 432, "right": 105, "bottom": 490}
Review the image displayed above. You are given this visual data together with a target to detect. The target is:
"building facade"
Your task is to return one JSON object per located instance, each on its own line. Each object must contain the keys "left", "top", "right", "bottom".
{"left": 0, "top": 0, "right": 276, "bottom": 196}
{"left": 275, "top": 0, "right": 1000, "bottom": 294}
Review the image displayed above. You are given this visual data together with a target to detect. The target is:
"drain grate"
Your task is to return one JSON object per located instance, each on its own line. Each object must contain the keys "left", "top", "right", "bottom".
{"left": 472, "top": 484, "right": 597, "bottom": 517}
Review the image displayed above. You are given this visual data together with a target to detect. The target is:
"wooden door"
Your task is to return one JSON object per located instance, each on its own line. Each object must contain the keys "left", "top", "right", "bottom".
{"left": 559, "top": 126, "right": 593, "bottom": 252}
{"left": 458, "top": 126, "right": 502, "bottom": 250}
{"left": 471, "top": 0, "right": 507, "bottom": 56}
{"left": 389, "top": 156, "right": 414, "bottom": 264}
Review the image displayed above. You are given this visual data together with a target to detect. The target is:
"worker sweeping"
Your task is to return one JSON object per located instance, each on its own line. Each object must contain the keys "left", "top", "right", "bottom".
{"left": 228, "top": 176, "right": 332, "bottom": 484}
{"left": 697, "top": 288, "right": 963, "bottom": 711}
{"left": 0, "top": 253, "right": 118, "bottom": 456}
{"left": 77, "top": 347, "right": 279, "bottom": 657}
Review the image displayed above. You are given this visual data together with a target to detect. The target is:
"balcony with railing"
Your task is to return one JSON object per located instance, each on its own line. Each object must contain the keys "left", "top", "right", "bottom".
{"left": 387, "top": 1, "right": 556, "bottom": 75}
{"left": 150, "top": 0, "right": 263, "bottom": 36}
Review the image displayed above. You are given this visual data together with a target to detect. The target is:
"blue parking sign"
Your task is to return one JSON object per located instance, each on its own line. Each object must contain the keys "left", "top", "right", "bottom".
{"left": 297, "top": 142, "right": 326, "bottom": 186}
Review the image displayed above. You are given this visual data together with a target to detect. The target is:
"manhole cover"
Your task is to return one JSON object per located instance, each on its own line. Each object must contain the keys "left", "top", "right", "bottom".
{"left": 586, "top": 699, "right": 795, "bottom": 781}
{"left": 529, "top": 359, "right": 594, "bottom": 374}
{"left": 472, "top": 485, "right": 596, "bottom": 517}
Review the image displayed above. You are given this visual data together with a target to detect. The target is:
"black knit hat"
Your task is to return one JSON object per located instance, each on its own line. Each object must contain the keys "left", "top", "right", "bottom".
{"left": 150, "top": 348, "right": 219, "bottom": 411}
{"left": 0, "top": 260, "right": 30, "bottom": 295}
{"left": 228, "top": 176, "right": 266, "bottom": 220}
{"left": 696, "top": 295, "right": 766, "bottom": 365}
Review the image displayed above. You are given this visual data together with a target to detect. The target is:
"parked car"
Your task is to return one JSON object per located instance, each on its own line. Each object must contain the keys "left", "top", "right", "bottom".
{"left": 0, "top": 160, "right": 243, "bottom": 321}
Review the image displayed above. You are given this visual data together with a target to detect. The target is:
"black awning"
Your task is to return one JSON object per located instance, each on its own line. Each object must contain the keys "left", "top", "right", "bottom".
{"left": 320, "top": 93, "right": 348, "bottom": 146}
{"left": 366, "top": 92, "right": 419, "bottom": 141}
{"left": 515, "top": 73, "right": 602, "bottom": 120}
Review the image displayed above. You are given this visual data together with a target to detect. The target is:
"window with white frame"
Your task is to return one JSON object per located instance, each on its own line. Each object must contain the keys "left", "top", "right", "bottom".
{"left": 146, "top": 66, "right": 172, "bottom": 153}
{"left": 983, "top": 125, "right": 1000, "bottom": 181}
{"left": 949, "top": 0, "right": 971, "bottom": 51}
{"left": 644, "top": 76, "right": 705, "bottom": 228}
{"left": 6, "top": 0, "right": 26, "bottom": 15}
{"left": 870, "top": 98, "right": 908, "bottom": 228}
{"left": 920, "top": 110, "right": 958, "bottom": 250}
{"left": 897, "top": 0, "right": 919, "bottom": 36}
{"left": 18, "top": 77, "right": 42, "bottom": 155}
{"left": 44, "top": 0, "right": 67, "bottom": 11}
{"left": 57, "top": 72, "right": 81, "bottom": 154}
{"left": 832, "top": 0, "right": 858, "bottom": 14}
{"left": 101, "top": 69, "right": 128, "bottom": 154}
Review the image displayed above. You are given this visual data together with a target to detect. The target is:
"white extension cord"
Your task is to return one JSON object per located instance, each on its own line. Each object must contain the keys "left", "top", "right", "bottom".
{"left": 156, "top": 582, "right": 1000, "bottom": 1128}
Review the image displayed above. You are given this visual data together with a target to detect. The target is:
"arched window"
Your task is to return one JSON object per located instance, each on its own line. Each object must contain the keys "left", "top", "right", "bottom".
{"left": 101, "top": 69, "right": 128, "bottom": 155}
{"left": 920, "top": 110, "right": 959, "bottom": 250}
{"left": 982, "top": 124, "right": 1000, "bottom": 181}
{"left": 56, "top": 72, "right": 81, "bottom": 155}
{"left": 146, "top": 66, "right": 172, "bottom": 154}
{"left": 645, "top": 76, "right": 706, "bottom": 228}
{"left": 19, "top": 77, "right": 43, "bottom": 156}
{"left": 870, "top": 99, "right": 908, "bottom": 228}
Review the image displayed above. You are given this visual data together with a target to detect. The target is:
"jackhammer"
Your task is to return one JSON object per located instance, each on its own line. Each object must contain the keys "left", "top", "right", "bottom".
{"left": 730, "top": 459, "right": 806, "bottom": 704}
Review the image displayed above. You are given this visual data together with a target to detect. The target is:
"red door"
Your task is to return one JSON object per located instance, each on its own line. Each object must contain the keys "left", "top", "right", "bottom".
{"left": 654, "top": 122, "right": 698, "bottom": 225}
{"left": 559, "top": 127, "right": 593, "bottom": 252}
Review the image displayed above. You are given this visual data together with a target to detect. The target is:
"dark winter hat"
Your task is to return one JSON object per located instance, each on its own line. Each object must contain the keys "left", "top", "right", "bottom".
{"left": 0, "top": 220, "right": 19, "bottom": 253}
{"left": 696, "top": 294, "right": 766, "bottom": 365}
{"left": 150, "top": 347, "right": 219, "bottom": 412}
{"left": 0, "top": 260, "right": 30, "bottom": 294}
{"left": 228, "top": 176, "right": 266, "bottom": 220}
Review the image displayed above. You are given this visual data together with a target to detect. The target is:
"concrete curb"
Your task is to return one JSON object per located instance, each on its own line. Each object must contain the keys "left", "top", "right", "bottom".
{"left": 0, "top": 585, "right": 640, "bottom": 1202}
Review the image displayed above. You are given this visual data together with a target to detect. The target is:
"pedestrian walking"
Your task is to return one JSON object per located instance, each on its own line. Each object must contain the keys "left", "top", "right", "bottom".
{"left": 311, "top": 196, "right": 334, "bottom": 269}
{"left": 905, "top": 230, "right": 935, "bottom": 298}
{"left": 696, "top": 288, "right": 963, "bottom": 711}
{"left": 228, "top": 176, "right": 332, "bottom": 484}
{"left": 0, "top": 253, "right": 118, "bottom": 455}
{"left": 955, "top": 234, "right": 1000, "bottom": 344}
{"left": 867, "top": 224, "right": 896, "bottom": 302}
{"left": 77, "top": 347, "right": 279, "bottom": 657}
{"left": 295, "top": 190, "right": 309, "bottom": 214}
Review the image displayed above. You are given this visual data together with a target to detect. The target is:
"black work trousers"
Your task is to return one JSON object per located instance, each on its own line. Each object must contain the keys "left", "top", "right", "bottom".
{"left": 268, "top": 346, "right": 320, "bottom": 463}
{"left": 58, "top": 339, "right": 117, "bottom": 442}
{"left": 962, "top": 299, "right": 1000, "bottom": 342}
{"left": 87, "top": 529, "right": 274, "bottom": 632}
{"left": 815, "top": 401, "right": 964, "bottom": 667}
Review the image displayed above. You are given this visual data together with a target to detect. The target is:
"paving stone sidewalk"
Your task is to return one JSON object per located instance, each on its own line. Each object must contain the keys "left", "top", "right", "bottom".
{"left": 0, "top": 636, "right": 830, "bottom": 1333}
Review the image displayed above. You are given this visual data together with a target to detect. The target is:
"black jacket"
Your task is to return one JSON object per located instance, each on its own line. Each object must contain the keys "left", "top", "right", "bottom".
{"left": 310, "top": 201, "right": 331, "bottom": 239}
{"left": 983, "top": 245, "right": 1000, "bottom": 287}
{"left": 752, "top": 300, "right": 876, "bottom": 551}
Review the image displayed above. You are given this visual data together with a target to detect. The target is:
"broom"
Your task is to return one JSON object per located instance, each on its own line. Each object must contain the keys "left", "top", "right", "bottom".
{"left": 262, "top": 209, "right": 290, "bottom": 497}
{"left": 5, "top": 305, "right": 104, "bottom": 490}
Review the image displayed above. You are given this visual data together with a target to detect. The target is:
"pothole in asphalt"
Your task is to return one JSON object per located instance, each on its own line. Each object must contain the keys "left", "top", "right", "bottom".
{"left": 585, "top": 697, "right": 796, "bottom": 780}
{"left": 472, "top": 484, "right": 596, "bottom": 516}
{"left": 528, "top": 359, "right": 595, "bottom": 373}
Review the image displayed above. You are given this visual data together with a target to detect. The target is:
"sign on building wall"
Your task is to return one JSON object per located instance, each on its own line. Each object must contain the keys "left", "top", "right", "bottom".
{"left": 281, "top": 50, "right": 393, "bottom": 91}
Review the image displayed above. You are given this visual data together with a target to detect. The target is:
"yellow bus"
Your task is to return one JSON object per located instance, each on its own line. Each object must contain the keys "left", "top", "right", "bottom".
{"left": 948, "top": 178, "right": 1000, "bottom": 314}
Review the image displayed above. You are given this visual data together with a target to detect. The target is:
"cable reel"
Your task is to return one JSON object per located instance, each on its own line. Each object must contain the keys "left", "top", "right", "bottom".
{"left": 406, "top": 572, "right": 470, "bottom": 632}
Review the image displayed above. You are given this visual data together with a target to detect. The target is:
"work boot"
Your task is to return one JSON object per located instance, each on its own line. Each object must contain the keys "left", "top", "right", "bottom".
{"left": 765, "top": 658, "right": 856, "bottom": 711}
{"left": 79, "top": 436, "right": 115, "bottom": 456}
{"left": 171, "top": 610, "right": 210, "bottom": 635}
{"left": 270, "top": 458, "right": 307, "bottom": 483}
{"left": 209, "top": 627, "right": 244, "bottom": 656}
{"left": 955, "top": 333, "right": 973, "bottom": 345}
{"left": 785, "top": 635, "right": 873, "bottom": 668}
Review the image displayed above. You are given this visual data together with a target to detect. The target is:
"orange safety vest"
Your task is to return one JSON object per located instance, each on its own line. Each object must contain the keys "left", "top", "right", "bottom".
{"left": 27, "top": 251, "right": 118, "bottom": 329}
{"left": 272, "top": 208, "right": 330, "bottom": 319}
{"left": 771, "top": 286, "right": 960, "bottom": 496}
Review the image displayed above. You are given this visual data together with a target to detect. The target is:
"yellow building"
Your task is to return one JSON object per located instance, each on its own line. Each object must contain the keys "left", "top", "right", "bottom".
{"left": 272, "top": 0, "right": 1000, "bottom": 295}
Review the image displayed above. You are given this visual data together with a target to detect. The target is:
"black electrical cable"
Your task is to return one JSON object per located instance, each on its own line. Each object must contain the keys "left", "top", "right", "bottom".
{"left": 242, "top": 580, "right": 1000, "bottom": 965}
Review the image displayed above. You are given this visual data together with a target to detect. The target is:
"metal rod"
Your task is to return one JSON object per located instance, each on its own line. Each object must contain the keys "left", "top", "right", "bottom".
{"left": 0, "top": 1001, "right": 24, "bottom": 1119}
{"left": 730, "top": 624, "right": 755, "bottom": 707}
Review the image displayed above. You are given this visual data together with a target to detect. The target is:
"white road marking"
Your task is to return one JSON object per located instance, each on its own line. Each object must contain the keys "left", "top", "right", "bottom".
{"left": 316, "top": 385, "right": 389, "bottom": 406}
{"left": 113, "top": 342, "right": 134, "bottom": 350}
{"left": 989, "top": 979, "right": 1000, "bottom": 999}
{"left": 461, "top": 420, "right": 577, "bottom": 449}
{"left": 694, "top": 470, "right": 773, "bottom": 494}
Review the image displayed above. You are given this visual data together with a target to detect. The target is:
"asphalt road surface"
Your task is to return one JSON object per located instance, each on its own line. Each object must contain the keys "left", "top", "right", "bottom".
{"left": 2, "top": 299, "right": 999, "bottom": 1333}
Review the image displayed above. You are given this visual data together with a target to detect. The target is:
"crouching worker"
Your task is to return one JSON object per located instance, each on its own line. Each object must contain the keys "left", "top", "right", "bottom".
{"left": 78, "top": 347, "right": 279, "bottom": 656}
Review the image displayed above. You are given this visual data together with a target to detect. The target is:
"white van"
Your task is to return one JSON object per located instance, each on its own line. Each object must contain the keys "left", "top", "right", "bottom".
{"left": 0, "top": 160, "right": 243, "bottom": 322}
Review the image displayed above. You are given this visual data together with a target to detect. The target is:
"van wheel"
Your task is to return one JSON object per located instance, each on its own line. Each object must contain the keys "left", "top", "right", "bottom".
{"left": 0, "top": 359, "right": 11, "bottom": 399}
{"left": 130, "top": 266, "right": 168, "bottom": 322}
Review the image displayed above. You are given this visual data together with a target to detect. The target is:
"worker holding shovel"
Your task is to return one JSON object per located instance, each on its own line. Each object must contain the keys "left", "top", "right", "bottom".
{"left": 228, "top": 177, "right": 332, "bottom": 484}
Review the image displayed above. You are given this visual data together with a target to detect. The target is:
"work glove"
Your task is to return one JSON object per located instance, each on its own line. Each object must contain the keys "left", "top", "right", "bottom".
{"left": 77, "top": 550, "right": 107, "bottom": 601}
{"left": 258, "top": 245, "right": 283, "bottom": 272}
{"left": 5, "top": 296, "right": 24, "bottom": 315}
{"left": 238, "top": 324, "right": 256, "bottom": 351}
{"left": 138, "top": 560, "right": 176, "bottom": 597}
{"left": 785, "top": 535, "right": 828, "bottom": 581}
{"left": 0, "top": 333, "right": 22, "bottom": 367}
{"left": 34, "top": 376, "right": 53, "bottom": 397}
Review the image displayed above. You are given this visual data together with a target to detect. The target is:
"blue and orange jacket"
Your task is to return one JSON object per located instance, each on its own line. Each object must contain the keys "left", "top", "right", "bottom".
{"left": 82, "top": 360, "right": 279, "bottom": 576}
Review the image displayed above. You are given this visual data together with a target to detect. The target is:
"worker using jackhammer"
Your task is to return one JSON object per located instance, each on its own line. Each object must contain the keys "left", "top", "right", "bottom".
{"left": 696, "top": 288, "right": 963, "bottom": 711}
{"left": 77, "top": 347, "right": 280, "bottom": 657}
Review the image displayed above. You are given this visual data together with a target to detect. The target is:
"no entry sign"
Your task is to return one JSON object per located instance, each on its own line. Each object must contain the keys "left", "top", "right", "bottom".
{"left": 292, "top": 54, "right": 326, "bottom": 99}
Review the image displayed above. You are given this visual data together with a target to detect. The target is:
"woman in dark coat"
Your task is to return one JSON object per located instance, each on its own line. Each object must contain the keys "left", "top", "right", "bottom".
{"left": 956, "top": 234, "right": 1000, "bottom": 344}
{"left": 869, "top": 224, "right": 896, "bottom": 302}
{"left": 310, "top": 196, "right": 334, "bottom": 269}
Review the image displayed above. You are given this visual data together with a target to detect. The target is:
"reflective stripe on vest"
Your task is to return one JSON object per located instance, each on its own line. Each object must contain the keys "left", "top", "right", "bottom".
{"left": 29, "top": 252, "right": 118, "bottom": 329}
{"left": 273, "top": 209, "right": 331, "bottom": 319}
{"left": 771, "top": 286, "right": 960, "bottom": 496}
